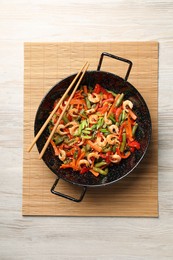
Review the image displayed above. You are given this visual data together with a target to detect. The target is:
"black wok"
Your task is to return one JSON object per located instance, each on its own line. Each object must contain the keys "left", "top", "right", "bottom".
{"left": 34, "top": 52, "right": 152, "bottom": 202}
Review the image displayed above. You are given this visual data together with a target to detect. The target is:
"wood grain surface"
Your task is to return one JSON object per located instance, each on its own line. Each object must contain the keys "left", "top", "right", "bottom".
{"left": 23, "top": 42, "right": 158, "bottom": 217}
{"left": 1, "top": 0, "right": 173, "bottom": 259}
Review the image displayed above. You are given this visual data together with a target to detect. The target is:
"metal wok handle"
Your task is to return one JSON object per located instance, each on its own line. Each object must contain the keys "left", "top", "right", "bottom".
{"left": 51, "top": 177, "right": 87, "bottom": 202}
{"left": 97, "top": 52, "right": 133, "bottom": 81}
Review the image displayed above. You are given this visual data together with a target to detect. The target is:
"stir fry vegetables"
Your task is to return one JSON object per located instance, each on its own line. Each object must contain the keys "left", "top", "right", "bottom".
{"left": 48, "top": 83, "right": 140, "bottom": 177}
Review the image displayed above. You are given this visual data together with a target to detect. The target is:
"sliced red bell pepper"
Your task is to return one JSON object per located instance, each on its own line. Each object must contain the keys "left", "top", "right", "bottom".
{"left": 80, "top": 166, "right": 89, "bottom": 174}
{"left": 128, "top": 140, "right": 140, "bottom": 150}
{"left": 97, "top": 103, "right": 109, "bottom": 114}
{"left": 93, "top": 84, "right": 101, "bottom": 94}
{"left": 115, "top": 107, "right": 122, "bottom": 122}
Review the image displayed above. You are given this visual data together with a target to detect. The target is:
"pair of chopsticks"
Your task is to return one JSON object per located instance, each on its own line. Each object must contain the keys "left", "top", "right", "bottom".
{"left": 27, "top": 61, "right": 90, "bottom": 159}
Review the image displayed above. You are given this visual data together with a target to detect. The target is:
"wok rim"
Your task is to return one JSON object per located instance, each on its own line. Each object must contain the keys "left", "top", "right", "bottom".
{"left": 34, "top": 70, "right": 152, "bottom": 188}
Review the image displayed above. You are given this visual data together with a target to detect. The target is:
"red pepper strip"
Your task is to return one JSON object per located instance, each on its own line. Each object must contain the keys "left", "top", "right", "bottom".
{"left": 100, "top": 151, "right": 112, "bottom": 163}
{"left": 105, "top": 151, "right": 112, "bottom": 163}
{"left": 115, "top": 107, "right": 122, "bottom": 122}
{"left": 119, "top": 121, "right": 127, "bottom": 140}
{"left": 80, "top": 166, "right": 89, "bottom": 174}
{"left": 50, "top": 139, "right": 59, "bottom": 156}
{"left": 66, "top": 148, "right": 75, "bottom": 156}
{"left": 93, "top": 83, "right": 101, "bottom": 94}
{"left": 130, "top": 147, "right": 135, "bottom": 153}
{"left": 128, "top": 140, "right": 140, "bottom": 150}
{"left": 100, "top": 87, "right": 108, "bottom": 95}
{"left": 97, "top": 103, "right": 109, "bottom": 114}
{"left": 125, "top": 117, "right": 134, "bottom": 142}
{"left": 60, "top": 157, "right": 78, "bottom": 170}
{"left": 102, "top": 98, "right": 114, "bottom": 103}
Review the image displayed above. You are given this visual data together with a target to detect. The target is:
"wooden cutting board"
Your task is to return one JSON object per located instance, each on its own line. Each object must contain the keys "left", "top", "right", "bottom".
{"left": 23, "top": 42, "right": 158, "bottom": 217}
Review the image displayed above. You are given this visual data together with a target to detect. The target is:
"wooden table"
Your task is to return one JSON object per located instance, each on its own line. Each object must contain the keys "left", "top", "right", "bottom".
{"left": 0, "top": 0, "right": 173, "bottom": 259}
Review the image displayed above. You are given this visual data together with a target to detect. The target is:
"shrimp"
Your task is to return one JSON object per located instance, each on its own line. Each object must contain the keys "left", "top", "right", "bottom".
{"left": 89, "top": 114, "right": 98, "bottom": 124}
{"left": 106, "top": 134, "right": 120, "bottom": 145}
{"left": 110, "top": 153, "right": 121, "bottom": 163}
{"left": 56, "top": 124, "right": 68, "bottom": 135}
{"left": 88, "top": 93, "right": 100, "bottom": 103}
{"left": 104, "top": 112, "right": 112, "bottom": 125}
{"left": 108, "top": 124, "right": 119, "bottom": 134}
{"left": 68, "top": 108, "right": 78, "bottom": 117}
{"left": 86, "top": 105, "right": 98, "bottom": 115}
{"left": 78, "top": 159, "right": 90, "bottom": 169}
{"left": 58, "top": 149, "right": 66, "bottom": 161}
{"left": 87, "top": 152, "right": 99, "bottom": 164}
{"left": 65, "top": 121, "right": 79, "bottom": 135}
{"left": 96, "top": 135, "right": 107, "bottom": 147}
{"left": 123, "top": 100, "right": 133, "bottom": 112}
{"left": 77, "top": 138, "right": 84, "bottom": 146}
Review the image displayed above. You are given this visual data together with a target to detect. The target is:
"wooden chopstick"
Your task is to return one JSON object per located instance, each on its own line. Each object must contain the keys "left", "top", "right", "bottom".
{"left": 27, "top": 61, "right": 88, "bottom": 153}
{"left": 38, "top": 62, "right": 90, "bottom": 159}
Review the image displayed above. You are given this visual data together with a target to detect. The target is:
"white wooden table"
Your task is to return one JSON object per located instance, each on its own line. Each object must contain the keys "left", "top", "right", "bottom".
{"left": 0, "top": 0, "right": 173, "bottom": 259}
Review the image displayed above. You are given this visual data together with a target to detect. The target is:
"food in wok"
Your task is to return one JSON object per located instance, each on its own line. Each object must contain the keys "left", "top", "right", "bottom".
{"left": 48, "top": 83, "right": 141, "bottom": 177}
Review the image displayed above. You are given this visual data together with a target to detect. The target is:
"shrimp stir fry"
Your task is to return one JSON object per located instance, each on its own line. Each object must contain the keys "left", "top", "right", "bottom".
{"left": 48, "top": 84, "right": 140, "bottom": 177}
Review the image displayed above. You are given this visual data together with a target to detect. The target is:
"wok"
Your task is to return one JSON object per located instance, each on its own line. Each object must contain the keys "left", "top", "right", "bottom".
{"left": 34, "top": 52, "right": 152, "bottom": 202}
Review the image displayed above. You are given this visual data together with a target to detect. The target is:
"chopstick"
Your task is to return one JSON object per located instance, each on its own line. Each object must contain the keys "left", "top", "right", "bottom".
{"left": 38, "top": 62, "right": 90, "bottom": 159}
{"left": 27, "top": 61, "right": 89, "bottom": 153}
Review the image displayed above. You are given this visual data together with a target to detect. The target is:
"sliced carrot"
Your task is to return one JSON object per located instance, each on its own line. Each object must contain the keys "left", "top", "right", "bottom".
{"left": 70, "top": 99, "right": 86, "bottom": 105}
{"left": 89, "top": 169, "right": 99, "bottom": 177}
{"left": 86, "top": 140, "right": 102, "bottom": 153}
{"left": 76, "top": 151, "right": 85, "bottom": 165}
{"left": 60, "top": 164, "right": 73, "bottom": 169}
{"left": 107, "top": 94, "right": 120, "bottom": 117}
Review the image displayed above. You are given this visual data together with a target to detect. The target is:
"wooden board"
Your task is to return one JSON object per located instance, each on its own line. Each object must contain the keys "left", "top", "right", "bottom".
{"left": 23, "top": 42, "right": 158, "bottom": 217}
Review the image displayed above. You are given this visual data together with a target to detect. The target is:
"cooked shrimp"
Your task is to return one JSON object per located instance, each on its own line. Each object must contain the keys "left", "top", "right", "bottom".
{"left": 68, "top": 108, "right": 78, "bottom": 117}
{"left": 123, "top": 100, "right": 133, "bottom": 112}
{"left": 110, "top": 153, "right": 121, "bottom": 163}
{"left": 56, "top": 124, "right": 68, "bottom": 135}
{"left": 69, "top": 125, "right": 79, "bottom": 135}
{"left": 89, "top": 114, "right": 98, "bottom": 124}
{"left": 77, "top": 138, "right": 84, "bottom": 146}
{"left": 65, "top": 121, "right": 79, "bottom": 135}
{"left": 78, "top": 159, "right": 90, "bottom": 169}
{"left": 86, "top": 105, "right": 98, "bottom": 115}
{"left": 87, "top": 152, "right": 99, "bottom": 164}
{"left": 104, "top": 112, "right": 112, "bottom": 125}
{"left": 58, "top": 149, "right": 66, "bottom": 161}
{"left": 88, "top": 93, "right": 100, "bottom": 103}
{"left": 96, "top": 135, "right": 107, "bottom": 147}
{"left": 106, "top": 134, "right": 120, "bottom": 145}
{"left": 108, "top": 124, "right": 119, "bottom": 134}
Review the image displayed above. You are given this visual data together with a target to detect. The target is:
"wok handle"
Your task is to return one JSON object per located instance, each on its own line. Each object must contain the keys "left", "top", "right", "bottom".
{"left": 97, "top": 52, "right": 133, "bottom": 81}
{"left": 50, "top": 177, "right": 87, "bottom": 202}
